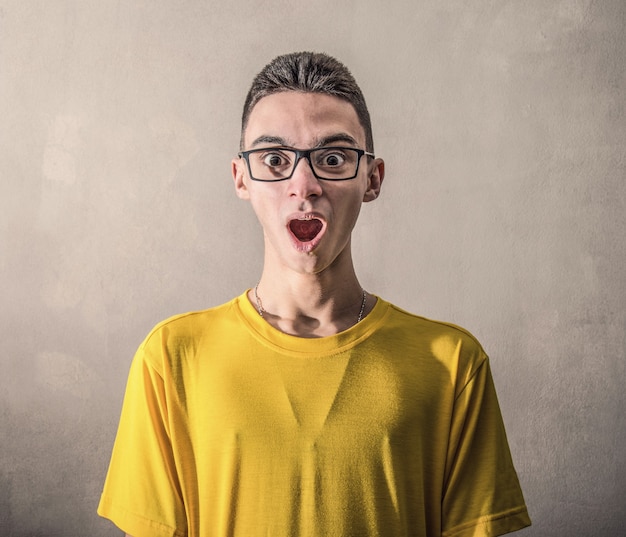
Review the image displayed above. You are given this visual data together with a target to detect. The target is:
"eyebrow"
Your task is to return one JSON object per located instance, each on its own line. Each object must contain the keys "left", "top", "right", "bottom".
{"left": 249, "top": 133, "right": 360, "bottom": 149}
{"left": 314, "top": 133, "right": 359, "bottom": 147}
{"left": 250, "top": 135, "right": 288, "bottom": 147}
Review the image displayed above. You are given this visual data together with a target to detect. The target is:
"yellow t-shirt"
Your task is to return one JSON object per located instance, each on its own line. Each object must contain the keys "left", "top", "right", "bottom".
{"left": 98, "top": 292, "right": 530, "bottom": 537}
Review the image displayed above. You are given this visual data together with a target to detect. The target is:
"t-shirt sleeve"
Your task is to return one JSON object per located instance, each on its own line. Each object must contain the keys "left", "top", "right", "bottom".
{"left": 442, "top": 356, "right": 531, "bottom": 537}
{"left": 97, "top": 336, "right": 187, "bottom": 537}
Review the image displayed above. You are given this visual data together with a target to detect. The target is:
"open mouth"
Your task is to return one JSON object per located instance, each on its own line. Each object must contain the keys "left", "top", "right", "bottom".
{"left": 288, "top": 218, "right": 324, "bottom": 243}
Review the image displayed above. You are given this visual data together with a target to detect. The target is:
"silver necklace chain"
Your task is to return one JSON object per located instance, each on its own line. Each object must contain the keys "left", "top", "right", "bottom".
{"left": 254, "top": 284, "right": 368, "bottom": 323}
{"left": 356, "top": 288, "right": 367, "bottom": 322}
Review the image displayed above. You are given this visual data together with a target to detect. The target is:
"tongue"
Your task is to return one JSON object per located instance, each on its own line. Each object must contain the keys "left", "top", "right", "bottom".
{"left": 289, "top": 219, "right": 323, "bottom": 242}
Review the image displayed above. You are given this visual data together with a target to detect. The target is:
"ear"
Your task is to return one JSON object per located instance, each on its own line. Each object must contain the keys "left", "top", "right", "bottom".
{"left": 363, "top": 158, "right": 385, "bottom": 202}
{"left": 232, "top": 157, "right": 250, "bottom": 200}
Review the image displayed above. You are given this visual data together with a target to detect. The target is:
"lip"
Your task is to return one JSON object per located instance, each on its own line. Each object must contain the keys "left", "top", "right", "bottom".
{"left": 286, "top": 211, "right": 327, "bottom": 253}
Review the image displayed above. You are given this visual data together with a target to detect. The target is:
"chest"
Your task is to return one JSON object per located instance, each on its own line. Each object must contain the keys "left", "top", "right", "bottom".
{"left": 173, "top": 339, "right": 455, "bottom": 455}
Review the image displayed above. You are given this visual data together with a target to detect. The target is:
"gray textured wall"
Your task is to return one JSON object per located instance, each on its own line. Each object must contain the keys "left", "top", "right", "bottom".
{"left": 1, "top": 1, "right": 624, "bottom": 535}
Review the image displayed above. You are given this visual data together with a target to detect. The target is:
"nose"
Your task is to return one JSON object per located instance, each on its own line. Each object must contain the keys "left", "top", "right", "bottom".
{"left": 288, "top": 155, "right": 323, "bottom": 198}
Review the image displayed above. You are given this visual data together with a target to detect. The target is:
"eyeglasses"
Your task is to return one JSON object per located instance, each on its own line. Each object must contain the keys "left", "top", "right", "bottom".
{"left": 238, "top": 146, "right": 375, "bottom": 182}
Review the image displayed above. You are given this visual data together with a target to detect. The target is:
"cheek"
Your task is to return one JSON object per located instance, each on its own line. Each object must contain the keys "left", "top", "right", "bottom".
{"left": 332, "top": 193, "right": 364, "bottom": 228}
{"left": 249, "top": 192, "right": 282, "bottom": 227}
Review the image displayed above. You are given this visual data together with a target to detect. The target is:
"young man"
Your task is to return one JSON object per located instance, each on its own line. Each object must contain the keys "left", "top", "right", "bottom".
{"left": 98, "top": 52, "right": 531, "bottom": 537}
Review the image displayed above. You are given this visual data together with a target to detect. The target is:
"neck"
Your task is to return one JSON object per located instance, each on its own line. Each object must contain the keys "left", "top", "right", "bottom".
{"left": 249, "top": 271, "right": 371, "bottom": 338}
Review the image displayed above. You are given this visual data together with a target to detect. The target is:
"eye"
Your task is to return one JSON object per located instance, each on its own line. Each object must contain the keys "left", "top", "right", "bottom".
{"left": 318, "top": 150, "right": 347, "bottom": 167}
{"left": 262, "top": 152, "right": 288, "bottom": 168}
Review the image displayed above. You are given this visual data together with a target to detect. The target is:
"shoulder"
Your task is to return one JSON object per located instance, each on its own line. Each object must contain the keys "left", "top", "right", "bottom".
{"left": 382, "top": 301, "right": 485, "bottom": 348}
{"left": 133, "top": 296, "right": 242, "bottom": 371}
{"left": 143, "top": 297, "right": 238, "bottom": 344}
{"left": 378, "top": 299, "right": 489, "bottom": 384}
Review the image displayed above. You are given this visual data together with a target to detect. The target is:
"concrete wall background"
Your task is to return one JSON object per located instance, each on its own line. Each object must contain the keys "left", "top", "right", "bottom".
{"left": 1, "top": 0, "right": 624, "bottom": 535}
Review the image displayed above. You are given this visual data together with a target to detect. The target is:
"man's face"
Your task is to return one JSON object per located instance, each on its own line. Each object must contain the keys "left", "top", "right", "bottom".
{"left": 232, "top": 91, "right": 384, "bottom": 276}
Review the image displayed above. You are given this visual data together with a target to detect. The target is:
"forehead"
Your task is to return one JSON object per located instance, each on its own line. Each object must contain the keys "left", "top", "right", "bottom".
{"left": 244, "top": 91, "right": 365, "bottom": 148}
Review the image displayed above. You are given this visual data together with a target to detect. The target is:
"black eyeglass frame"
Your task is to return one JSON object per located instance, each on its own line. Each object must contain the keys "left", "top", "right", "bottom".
{"left": 237, "top": 146, "right": 375, "bottom": 182}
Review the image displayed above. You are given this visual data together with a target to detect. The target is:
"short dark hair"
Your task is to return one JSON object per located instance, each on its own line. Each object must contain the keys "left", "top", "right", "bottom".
{"left": 240, "top": 52, "right": 374, "bottom": 152}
